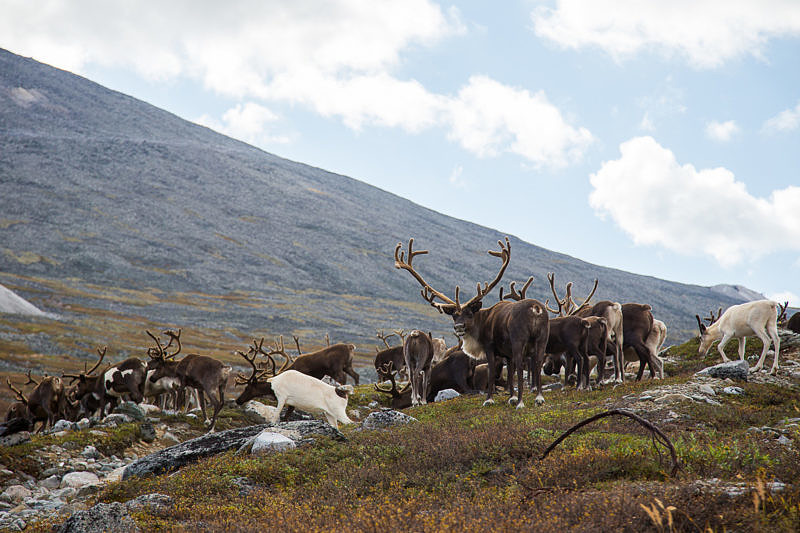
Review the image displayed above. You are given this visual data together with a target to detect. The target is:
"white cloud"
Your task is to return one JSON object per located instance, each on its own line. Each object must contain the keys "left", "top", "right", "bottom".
{"left": 0, "top": 0, "right": 592, "bottom": 168}
{"left": 446, "top": 76, "right": 593, "bottom": 168}
{"left": 705, "top": 120, "right": 740, "bottom": 142}
{"left": 532, "top": 0, "right": 800, "bottom": 68}
{"left": 589, "top": 136, "right": 800, "bottom": 266}
{"left": 195, "top": 102, "right": 291, "bottom": 145}
{"left": 768, "top": 291, "right": 799, "bottom": 307}
{"left": 762, "top": 100, "right": 800, "bottom": 133}
{"left": 448, "top": 165, "right": 466, "bottom": 189}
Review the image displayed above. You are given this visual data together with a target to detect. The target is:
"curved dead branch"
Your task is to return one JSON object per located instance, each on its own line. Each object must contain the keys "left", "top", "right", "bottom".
{"left": 539, "top": 408, "right": 680, "bottom": 477}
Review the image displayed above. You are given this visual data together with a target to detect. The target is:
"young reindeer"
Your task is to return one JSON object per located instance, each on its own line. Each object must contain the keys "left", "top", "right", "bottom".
{"left": 394, "top": 237, "right": 549, "bottom": 408}
{"left": 696, "top": 300, "right": 781, "bottom": 374}
{"left": 404, "top": 330, "right": 434, "bottom": 406}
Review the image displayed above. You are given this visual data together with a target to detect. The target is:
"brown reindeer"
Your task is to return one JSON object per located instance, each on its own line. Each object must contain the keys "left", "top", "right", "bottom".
{"left": 394, "top": 237, "right": 549, "bottom": 408}
{"left": 146, "top": 329, "right": 231, "bottom": 432}
{"left": 374, "top": 330, "right": 405, "bottom": 382}
{"left": 404, "top": 330, "right": 434, "bottom": 406}
{"left": 6, "top": 373, "right": 65, "bottom": 432}
{"left": 621, "top": 303, "right": 659, "bottom": 380}
{"left": 267, "top": 335, "right": 360, "bottom": 386}
{"left": 63, "top": 347, "right": 112, "bottom": 418}
{"left": 373, "top": 362, "right": 412, "bottom": 409}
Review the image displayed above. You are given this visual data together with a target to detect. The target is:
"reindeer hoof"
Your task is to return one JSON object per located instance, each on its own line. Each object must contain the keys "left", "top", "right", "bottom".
{"left": 508, "top": 396, "right": 518, "bottom": 406}
{"left": 535, "top": 394, "right": 545, "bottom": 406}
{"left": 482, "top": 399, "right": 495, "bottom": 407}
{"left": 749, "top": 366, "right": 762, "bottom": 373}
{"left": 515, "top": 401, "right": 525, "bottom": 410}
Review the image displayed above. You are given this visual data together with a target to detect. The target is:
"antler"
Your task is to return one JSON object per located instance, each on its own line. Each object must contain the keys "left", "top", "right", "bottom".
{"left": 545, "top": 273, "right": 598, "bottom": 316}
{"left": 695, "top": 314, "right": 707, "bottom": 333}
{"left": 777, "top": 301, "right": 789, "bottom": 324}
{"left": 265, "top": 336, "right": 294, "bottom": 374}
{"left": 704, "top": 307, "right": 723, "bottom": 325}
{"left": 393, "top": 329, "right": 407, "bottom": 342}
{"left": 162, "top": 329, "right": 182, "bottom": 359}
{"left": 6, "top": 379, "right": 28, "bottom": 405}
{"left": 325, "top": 333, "right": 330, "bottom": 347}
{"left": 460, "top": 237, "right": 512, "bottom": 310}
{"left": 499, "top": 277, "right": 534, "bottom": 302}
{"left": 234, "top": 338, "right": 275, "bottom": 385}
{"left": 292, "top": 335, "right": 302, "bottom": 355}
{"left": 376, "top": 330, "right": 397, "bottom": 349}
{"left": 24, "top": 369, "right": 39, "bottom": 387}
{"left": 373, "top": 362, "right": 410, "bottom": 397}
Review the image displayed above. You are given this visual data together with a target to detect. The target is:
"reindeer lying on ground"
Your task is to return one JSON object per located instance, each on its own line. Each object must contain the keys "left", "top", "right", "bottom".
{"left": 697, "top": 300, "right": 781, "bottom": 374}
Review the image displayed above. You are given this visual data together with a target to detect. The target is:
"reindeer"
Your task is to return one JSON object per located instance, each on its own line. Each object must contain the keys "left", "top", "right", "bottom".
{"left": 146, "top": 329, "right": 231, "bottom": 432}
{"left": 6, "top": 372, "right": 65, "bottom": 432}
{"left": 266, "top": 335, "right": 360, "bottom": 386}
{"left": 373, "top": 362, "right": 412, "bottom": 409}
{"left": 63, "top": 347, "right": 112, "bottom": 418}
{"left": 234, "top": 340, "right": 353, "bottom": 428}
{"left": 394, "top": 237, "right": 549, "bottom": 408}
{"left": 696, "top": 300, "right": 781, "bottom": 374}
{"left": 404, "top": 330, "right": 434, "bottom": 406}
{"left": 374, "top": 330, "right": 406, "bottom": 382}
{"left": 619, "top": 303, "right": 660, "bottom": 380}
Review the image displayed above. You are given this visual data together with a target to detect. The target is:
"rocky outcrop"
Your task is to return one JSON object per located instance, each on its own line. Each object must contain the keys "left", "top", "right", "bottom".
{"left": 360, "top": 409, "right": 417, "bottom": 430}
{"left": 695, "top": 360, "right": 749, "bottom": 381}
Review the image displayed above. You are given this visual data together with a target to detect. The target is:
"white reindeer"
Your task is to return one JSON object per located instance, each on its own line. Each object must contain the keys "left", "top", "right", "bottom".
{"left": 696, "top": 300, "right": 781, "bottom": 374}
{"left": 268, "top": 370, "right": 354, "bottom": 429}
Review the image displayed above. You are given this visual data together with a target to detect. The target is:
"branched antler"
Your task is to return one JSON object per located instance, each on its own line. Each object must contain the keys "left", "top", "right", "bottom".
{"left": 6, "top": 378, "right": 28, "bottom": 405}
{"left": 376, "top": 330, "right": 398, "bottom": 349}
{"left": 64, "top": 346, "right": 106, "bottom": 381}
{"left": 235, "top": 338, "right": 274, "bottom": 385}
{"left": 704, "top": 307, "right": 723, "bottom": 325}
{"left": 499, "top": 277, "right": 534, "bottom": 302}
{"left": 24, "top": 369, "right": 39, "bottom": 387}
{"left": 777, "top": 301, "right": 789, "bottom": 325}
{"left": 545, "top": 273, "right": 598, "bottom": 316}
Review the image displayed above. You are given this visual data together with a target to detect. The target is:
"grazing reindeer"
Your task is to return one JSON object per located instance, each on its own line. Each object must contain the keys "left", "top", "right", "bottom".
{"left": 146, "top": 329, "right": 231, "bottom": 432}
{"left": 403, "top": 330, "right": 434, "bottom": 406}
{"left": 6, "top": 373, "right": 65, "bottom": 432}
{"left": 394, "top": 237, "right": 549, "bottom": 408}
{"left": 234, "top": 341, "right": 353, "bottom": 428}
{"left": 575, "top": 301, "right": 624, "bottom": 383}
{"left": 620, "top": 303, "right": 660, "bottom": 380}
{"left": 624, "top": 318, "right": 667, "bottom": 379}
{"left": 696, "top": 300, "right": 781, "bottom": 374}
{"left": 268, "top": 336, "right": 360, "bottom": 386}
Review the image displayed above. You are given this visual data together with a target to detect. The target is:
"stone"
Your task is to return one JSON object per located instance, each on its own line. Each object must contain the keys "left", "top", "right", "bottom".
{"left": 138, "top": 404, "right": 161, "bottom": 415}
{"left": 161, "top": 431, "right": 180, "bottom": 445}
{"left": 0, "top": 431, "right": 31, "bottom": 447}
{"left": 54, "top": 501, "right": 138, "bottom": 533}
{"left": 81, "top": 445, "right": 100, "bottom": 460}
{"left": 368, "top": 401, "right": 380, "bottom": 409}
{"left": 125, "top": 493, "right": 173, "bottom": 513}
{"left": 123, "top": 421, "right": 343, "bottom": 480}
{"left": 40, "top": 475, "right": 61, "bottom": 490}
{"left": 241, "top": 401, "right": 278, "bottom": 424}
{"left": 434, "top": 389, "right": 460, "bottom": 402}
{"left": 113, "top": 402, "right": 145, "bottom": 421}
{"left": 52, "top": 420, "right": 73, "bottom": 432}
{"left": 654, "top": 393, "right": 692, "bottom": 404}
{"left": 360, "top": 409, "right": 417, "bottom": 430}
{"left": 248, "top": 431, "right": 296, "bottom": 455}
{"left": 75, "top": 418, "right": 91, "bottom": 430}
{"left": 723, "top": 386, "right": 744, "bottom": 395}
{"left": 60, "top": 472, "right": 101, "bottom": 490}
{"left": 776, "top": 435, "right": 792, "bottom": 446}
{"left": 103, "top": 466, "right": 127, "bottom": 484}
{"left": 103, "top": 414, "right": 133, "bottom": 426}
{"left": 140, "top": 421, "right": 156, "bottom": 443}
{"left": 698, "top": 384, "right": 716, "bottom": 396}
{"left": 1, "top": 485, "right": 31, "bottom": 504}
{"left": 696, "top": 360, "right": 749, "bottom": 381}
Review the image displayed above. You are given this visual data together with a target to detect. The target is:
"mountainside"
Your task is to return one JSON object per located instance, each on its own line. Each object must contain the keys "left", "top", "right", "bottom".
{"left": 0, "top": 48, "right": 747, "bottom": 359}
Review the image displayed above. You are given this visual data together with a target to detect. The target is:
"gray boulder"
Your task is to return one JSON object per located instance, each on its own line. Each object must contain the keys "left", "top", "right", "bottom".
{"left": 696, "top": 360, "right": 749, "bottom": 381}
{"left": 360, "top": 409, "right": 417, "bottom": 430}
{"left": 55, "top": 502, "right": 138, "bottom": 533}
{"left": 113, "top": 402, "right": 145, "bottom": 422}
{"left": 434, "top": 389, "right": 460, "bottom": 402}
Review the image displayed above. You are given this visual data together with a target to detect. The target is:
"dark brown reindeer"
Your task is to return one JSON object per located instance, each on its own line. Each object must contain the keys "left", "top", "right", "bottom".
{"left": 404, "top": 330, "right": 434, "bottom": 406}
{"left": 234, "top": 338, "right": 282, "bottom": 407}
{"left": 394, "top": 237, "right": 549, "bottom": 408}
{"left": 787, "top": 308, "right": 800, "bottom": 334}
{"left": 374, "top": 330, "right": 405, "bottom": 382}
{"left": 268, "top": 335, "right": 360, "bottom": 386}
{"left": 620, "top": 303, "right": 659, "bottom": 380}
{"left": 373, "top": 362, "right": 412, "bottom": 410}
{"left": 146, "top": 329, "right": 231, "bottom": 432}
{"left": 503, "top": 277, "right": 595, "bottom": 390}
{"left": 63, "top": 347, "right": 112, "bottom": 418}
{"left": 6, "top": 373, "right": 65, "bottom": 432}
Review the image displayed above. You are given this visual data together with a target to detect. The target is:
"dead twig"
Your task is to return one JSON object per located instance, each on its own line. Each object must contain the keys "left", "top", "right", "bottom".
{"left": 539, "top": 408, "right": 680, "bottom": 477}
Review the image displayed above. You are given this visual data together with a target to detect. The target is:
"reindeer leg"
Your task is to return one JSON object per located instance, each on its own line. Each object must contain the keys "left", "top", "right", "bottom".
{"left": 507, "top": 356, "right": 518, "bottom": 406}
{"left": 737, "top": 337, "right": 747, "bottom": 361}
{"left": 532, "top": 334, "right": 547, "bottom": 406}
{"left": 717, "top": 333, "right": 733, "bottom": 363}
{"left": 273, "top": 397, "right": 286, "bottom": 424}
{"left": 483, "top": 348, "right": 496, "bottom": 406}
{"left": 515, "top": 353, "right": 525, "bottom": 409}
{"left": 345, "top": 366, "right": 360, "bottom": 386}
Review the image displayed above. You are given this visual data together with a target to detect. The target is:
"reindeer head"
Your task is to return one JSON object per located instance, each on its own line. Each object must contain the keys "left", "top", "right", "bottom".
{"left": 696, "top": 308, "right": 722, "bottom": 355}
{"left": 234, "top": 337, "right": 288, "bottom": 405}
{"left": 145, "top": 329, "right": 182, "bottom": 382}
{"left": 394, "top": 237, "right": 512, "bottom": 338}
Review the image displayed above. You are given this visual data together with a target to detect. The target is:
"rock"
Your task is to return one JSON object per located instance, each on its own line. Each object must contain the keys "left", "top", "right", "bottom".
{"left": 0, "top": 431, "right": 31, "bottom": 447}
{"left": 161, "top": 431, "right": 180, "bottom": 445}
{"left": 241, "top": 401, "right": 278, "bottom": 424}
{"left": 52, "top": 420, "right": 73, "bottom": 432}
{"left": 123, "top": 421, "right": 343, "bottom": 480}
{"left": 654, "top": 393, "right": 692, "bottom": 404}
{"left": 368, "top": 401, "right": 380, "bottom": 409}
{"left": 434, "top": 389, "right": 460, "bottom": 402}
{"left": 114, "top": 402, "right": 145, "bottom": 421}
{"left": 543, "top": 382, "right": 563, "bottom": 391}
{"left": 81, "top": 445, "right": 100, "bottom": 460}
{"left": 776, "top": 435, "right": 792, "bottom": 446}
{"left": 75, "top": 418, "right": 91, "bottom": 430}
{"left": 231, "top": 477, "right": 256, "bottom": 497}
{"left": 125, "top": 493, "right": 173, "bottom": 513}
{"left": 60, "top": 472, "right": 101, "bottom": 490}
{"left": 723, "top": 386, "right": 744, "bottom": 395}
{"left": 54, "top": 501, "right": 138, "bottom": 533}
{"left": 140, "top": 421, "right": 156, "bottom": 443}
{"left": 40, "top": 475, "right": 61, "bottom": 490}
{"left": 104, "top": 466, "right": 127, "bottom": 484}
{"left": 698, "top": 384, "right": 716, "bottom": 396}
{"left": 1, "top": 485, "right": 31, "bottom": 504}
{"left": 638, "top": 394, "right": 655, "bottom": 401}
{"left": 103, "top": 414, "right": 133, "bottom": 426}
{"left": 696, "top": 360, "right": 748, "bottom": 381}
{"left": 360, "top": 409, "right": 417, "bottom": 430}
{"left": 138, "top": 404, "right": 161, "bottom": 415}
{"left": 247, "top": 431, "right": 296, "bottom": 455}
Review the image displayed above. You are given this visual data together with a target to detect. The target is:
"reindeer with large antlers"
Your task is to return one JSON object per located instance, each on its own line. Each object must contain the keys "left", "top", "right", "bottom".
{"left": 146, "top": 329, "right": 231, "bottom": 432}
{"left": 394, "top": 237, "right": 549, "bottom": 408}
{"left": 264, "top": 335, "right": 360, "bottom": 386}
{"left": 6, "top": 372, "right": 65, "bottom": 432}
{"left": 63, "top": 346, "right": 113, "bottom": 418}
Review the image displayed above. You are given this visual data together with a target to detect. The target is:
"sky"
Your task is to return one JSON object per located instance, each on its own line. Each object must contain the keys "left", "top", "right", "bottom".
{"left": 2, "top": 0, "right": 799, "bottom": 306}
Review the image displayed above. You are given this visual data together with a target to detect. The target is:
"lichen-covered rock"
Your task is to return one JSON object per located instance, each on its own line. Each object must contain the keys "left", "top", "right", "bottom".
{"left": 113, "top": 402, "right": 145, "bottom": 421}
{"left": 60, "top": 472, "right": 101, "bottom": 490}
{"left": 434, "top": 389, "right": 460, "bottom": 402}
{"left": 125, "top": 493, "right": 173, "bottom": 514}
{"left": 360, "top": 409, "right": 417, "bottom": 430}
{"left": 248, "top": 431, "right": 296, "bottom": 455}
{"left": 0, "top": 485, "right": 31, "bottom": 504}
{"left": 55, "top": 502, "right": 138, "bottom": 533}
{"left": 696, "top": 360, "right": 749, "bottom": 381}
{"left": 241, "top": 401, "right": 277, "bottom": 423}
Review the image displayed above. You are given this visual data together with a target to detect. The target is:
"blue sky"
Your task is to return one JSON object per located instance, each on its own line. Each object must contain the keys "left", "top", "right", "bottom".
{"left": 2, "top": 1, "right": 799, "bottom": 305}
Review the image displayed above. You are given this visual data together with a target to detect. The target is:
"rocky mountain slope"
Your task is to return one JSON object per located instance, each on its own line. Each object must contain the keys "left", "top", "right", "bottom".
{"left": 0, "top": 48, "right": 747, "bottom": 358}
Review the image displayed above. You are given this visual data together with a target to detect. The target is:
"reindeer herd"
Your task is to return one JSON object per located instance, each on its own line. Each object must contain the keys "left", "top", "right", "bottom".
{"left": 2, "top": 236, "right": 791, "bottom": 435}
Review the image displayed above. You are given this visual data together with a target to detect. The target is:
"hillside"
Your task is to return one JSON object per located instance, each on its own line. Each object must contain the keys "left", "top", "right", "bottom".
{"left": 0, "top": 48, "right": 747, "bottom": 370}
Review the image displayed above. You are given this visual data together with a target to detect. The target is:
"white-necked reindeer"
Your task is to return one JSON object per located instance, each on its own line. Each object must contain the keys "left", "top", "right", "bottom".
{"left": 696, "top": 300, "right": 781, "bottom": 374}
